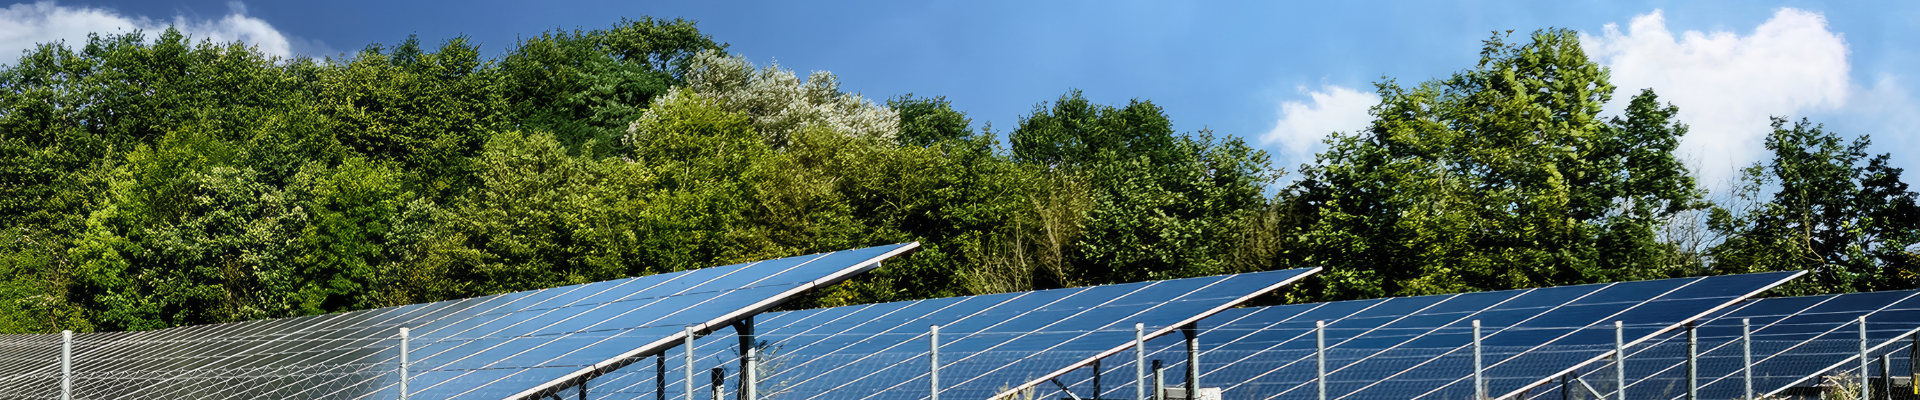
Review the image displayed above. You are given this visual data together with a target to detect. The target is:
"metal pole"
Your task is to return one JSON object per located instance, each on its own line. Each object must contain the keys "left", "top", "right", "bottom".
{"left": 1473, "top": 320, "right": 1484, "bottom": 400}
{"left": 657, "top": 354, "right": 667, "bottom": 400}
{"left": 1911, "top": 330, "right": 1918, "bottom": 396}
{"left": 1878, "top": 353, "right": 1891, "bottom": 400}
{"left": 1136, "top": 323, "right": 1147, "bottom": 400}
{"left": 1153, "top": 360, "right": 1165, "bottom": 400}
{"left": 1742, "top": 318, "right": 1753, "bottom": 400}
{"left": 1615, "top": 321, "right": 1626, "bottom": 400}
{"left": 1316, "top": 320, "right": 1328, "bottom": 400}
{"left": 399, "top": 327, "right": 410, "bottom": 400}
{"left": 929, "top": 325, "right": 940, "bottom": 400}
{"left": 735, "top": 318, "right": 755, "bottom": 400}
{"left": 1686, "top": 322, "right": 1697, "bottom": 400}
{"left": 61, "top": 330, "right": 71, "bottom": 400}
{"left": 1183, "top": 323, "right": 1199, "bottom": 399}
{"left": 1860, "top": 316, "right": 1871, "bottom": 400}
{"left": 710, "top": 368, "right": 724, "bottom": 400}
{"left": 687, "top": 327, "right": 697, "bottom": 400}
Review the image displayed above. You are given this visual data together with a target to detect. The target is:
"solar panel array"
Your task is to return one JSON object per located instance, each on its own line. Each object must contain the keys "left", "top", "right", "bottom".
{"left": 1535, "top": 289, "right": 1920, "bottom": 400}
{"left": 1032, "top": 271, "right": 1802, "bottom": 400}
{"left": 0, "top": 243, "right": 918, "bottom": 400}
{"left": 575, "top": 268, "right": 1320, "bottom": 400}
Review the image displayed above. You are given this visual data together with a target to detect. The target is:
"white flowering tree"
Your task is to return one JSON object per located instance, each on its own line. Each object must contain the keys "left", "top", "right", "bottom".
{"left": 629, "top": 50, "right": 898, "bottom": 148}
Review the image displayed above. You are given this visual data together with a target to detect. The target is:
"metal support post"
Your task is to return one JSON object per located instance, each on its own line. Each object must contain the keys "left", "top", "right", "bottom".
{"left": 1911, "top": 330, "right": 1918, "bottom": 396}
{"left": 578, "top": 377, "right": 588, "bottom": 400}
{"left": 1473, "top": 320, "right": 1484, "bottom": 400}
{"left": 399, "top": 327, "right": 410, "bottom": 400}
{"left": 657, "top": 354, "right": 667, "bottom": 400}
{"left": 1152, "top": 360, "right": 1165, "bottom": 400}
{"left": 61, "top": 330, "right": 71, "bottom": 400}
{"left": 1686, "top": 322, "right": 1697, "bottom": 400}
{"left": 1183, "top": 324, "right": 1199, "bottom": 399}
{"left": 1614, "top": 321, "right": 1626, "bottom": 400}
{"left": 735, "top": 318, "right": 756, "bottom": 400}
{"left": 710, "top": 368, "right": 724, "bottom": 400}
{"left": 1878, "top": 353, "right": 1891, "bottom": 400}
{"left": 1559, "top": 375, "right": 1569, "bottom": 400}
{"left": 929, "top": 325, "right": 940, "bottom": 400}
{"left": 1136, "top": 323, "right": 1147, "bottom": 400}
{"left": 1742, "top": 319, "right": 1754, "bottom": 400}
{"left": 686, "top": 327, "right": 697, "bottom": 400}
{"left": 1316, "top": 320, "right": 1328, "bottom": 400}
{"left": 1860, "top": 316, "right": 1871, "bottom": 400}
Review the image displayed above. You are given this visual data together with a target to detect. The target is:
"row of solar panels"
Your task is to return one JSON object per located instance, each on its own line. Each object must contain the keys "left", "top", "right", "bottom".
{"left": 0, "top": 243, "right": 1913, "bottom": 400}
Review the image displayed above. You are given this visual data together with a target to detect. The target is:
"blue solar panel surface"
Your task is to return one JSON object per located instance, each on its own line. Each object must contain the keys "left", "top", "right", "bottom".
{"left": 1535, "top": 289, "right": 1920, "bottom": 400}
{"left": 1042, "top": 271, "right": 1799, "bottom": 400}
{"left": 577, "top": 268, "right": 1319, "bottom": 400}
{"left": 0, "top": 243, "right": 916, "bottom": 400}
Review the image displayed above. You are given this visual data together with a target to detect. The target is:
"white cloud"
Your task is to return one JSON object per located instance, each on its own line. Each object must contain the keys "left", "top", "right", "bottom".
{"left": 0, "top": 1, "right": 295, "bottom": 65}
{"left": 1582, "top": 8, "right": 1852, "bottom": 186}
{"left": 1263, "top": 84, "right": 1379, "bottom": 159}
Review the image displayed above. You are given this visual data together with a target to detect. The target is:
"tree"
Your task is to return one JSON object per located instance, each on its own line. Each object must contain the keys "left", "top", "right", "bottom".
{"left": 1708, "top": 118, "right": 1920, "bottom": 295}
{"left": 1280, "top": 29, "right": 1703, "bottom": 301}
{"left": 1011, "top": 90, "right": 1275, "bottom": 286}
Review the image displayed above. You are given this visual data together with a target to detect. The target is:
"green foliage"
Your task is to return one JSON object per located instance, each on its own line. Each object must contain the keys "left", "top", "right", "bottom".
{"left": 1708, "top": 118, "right": 1920, "bottom": 295}
{"left": 1279, "top": 30, "right": 1704, "bottom": 300}
{"left": 1012, "top": 90, "right": 1276, "bottom": 285}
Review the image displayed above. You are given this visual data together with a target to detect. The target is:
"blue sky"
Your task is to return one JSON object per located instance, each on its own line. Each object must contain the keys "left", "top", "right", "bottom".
{"left": 4, "top": 0, "right": 1915, "bottom": 189}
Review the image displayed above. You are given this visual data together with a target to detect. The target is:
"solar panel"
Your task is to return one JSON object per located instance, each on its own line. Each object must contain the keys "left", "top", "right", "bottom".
{"left": 573, "top": 268, "right": 1320, "bottom": 400}
{"left": 1052, "top": 271, "right": 1801, "bottom": 400}
{"left": 0, "top": 243, "right": 917, "bottom": 400}
{"left": 1536, "top": 289, "right": 1920, "bottom": 400}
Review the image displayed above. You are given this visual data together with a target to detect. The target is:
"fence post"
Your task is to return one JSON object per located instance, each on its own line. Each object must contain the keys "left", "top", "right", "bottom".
{"left": 735, "top": 318, "right": 755, "bottom": 400}
{"left": 686, "top": 327, "right": 697, "bottom": 400}
{"left": 1859, "top": 316, "right": 1870, "bottom": 400}
{"left": 1317, "top": 320, "right": 1328, "bottom": 400}
{"left": 710, "top": 368, "right": 724, "bottom": 400}
{"left": 1473, "top": 320, "right": 1484, "bottom": 400}
{"left": 1183, "top": 324, "right": 1199, "bottom": 399}
{"left": 1878, "top": 353, "right": 1891, "bottom": 400}
{"left": 399, "top": 327, "right": 410, "bottom": 400}
{"left": 929, "top": 325, "right": 939, "bottom": 400}
{"left": 61, "top": 330, "right": 71, "bottom": 400}
{"left": 1614, "top": 321, "right": 1625, "bottom": 400}
{"left": 1911, "top": 330, "right": 1918, "bottom": 396}
{"left": 1742, "top": 319, "right": 1753, "bottom": 400}
{"left": 1153, "top": 360, "right": 1165, "bottom": 400}
{"left": 1136, "top": 323, "right": 1147, "bottom": 400}
{"left": 1686, "top": 322, "right": 1697, "bottom": 400}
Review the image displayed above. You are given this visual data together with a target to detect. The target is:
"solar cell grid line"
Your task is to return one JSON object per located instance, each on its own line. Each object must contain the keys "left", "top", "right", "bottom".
{"left": 1242, "top": 290, "right": 1516, "bottom": 400}
{"left": 759, "top": 292, "right": 1052, "bottom": 398}
{"left": 111, "top": 302, "right": 434, "bottom": 400}
{"left": 1608, "top": 293, "right": 1864, "bottom": 400}
{"left": 1547, "top": 289, "right": 1920, "bottom": 400}
{"left": 96, "top": 304, "right": 410, "bottom": 400}
{"left": 342, "top": 269, "right": 725, "bottom": 399}
{"left": 68, "top": 314, "right": 287, "bottom": 398}
{"left": 431, "top": 268, "right": 808, "bottom": 398}
{"left": 485, "top": 243, "right": 918, "bottom": 400}
{"left": 1166, "top": 300, "right": 1394, "bottom": 396}
{"left": 426, "top": 249, "right": 867, "bottom": 399}
{"left": 179, "top": 302, "right": 463, "bottom": 400}
{"left": 1448, "top": 271, "right": 1805, "bottom": 400}
{"left": 585, "top": 300, "right": 915, "bottom": 398}
{"left": 593, "top": 268, "right": 1315, "bottom": 400}
{"left": 974, "top": 269, "right": 1320, "bottom": 400}
{"left": 378, "top": 275, "right": 663, "bottom": 396}
{"left": 856, "top": 278, "right": 1198, "bottom": 400}
{"left": 1359, "top": 288, "right": 1617, "bottom": 400}
{"left": 1324, "top": 289, "right": 1549, "bottom": 399}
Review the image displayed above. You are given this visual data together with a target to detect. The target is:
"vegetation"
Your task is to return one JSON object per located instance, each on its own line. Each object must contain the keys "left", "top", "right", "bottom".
{"left": 0, "top": 22, "right": 1912, "bottom": 334}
